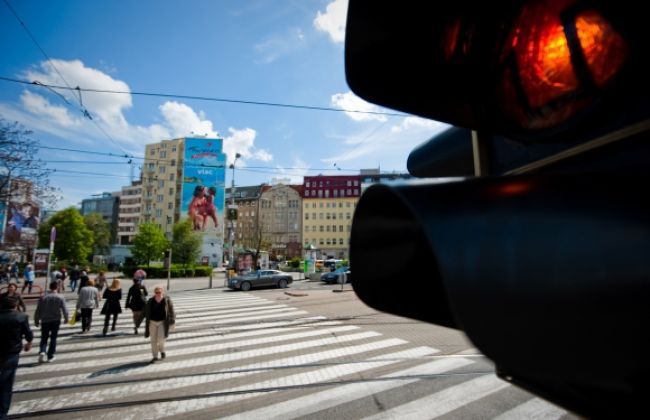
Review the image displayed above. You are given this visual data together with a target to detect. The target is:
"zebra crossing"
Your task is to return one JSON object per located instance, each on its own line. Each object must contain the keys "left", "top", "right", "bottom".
{"left": 10, "top": 289, "right": 574, "bottom": 419}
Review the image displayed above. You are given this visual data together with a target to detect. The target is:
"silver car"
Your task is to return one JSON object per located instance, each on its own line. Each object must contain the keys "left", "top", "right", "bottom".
{"left": 228, "top": 270, "right": 293, "bottom": 291}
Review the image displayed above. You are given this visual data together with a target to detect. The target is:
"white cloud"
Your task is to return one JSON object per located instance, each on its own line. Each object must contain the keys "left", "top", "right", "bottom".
{"left": 6, "top": 59, "right": 269, "bottom": 164}
{"left": 314, "top": 0, "right": 348, "bottom": 44}
{"left": 254, "top": 27, "right": 307, "bottom": 64}
{"left": 20, "top": 90, "right": 80, "bottom": 127}
{"left": 321, "top": 116, "right": 448, "bottom": 168}
{"left": 222, "top": 127, "right": 273, "bottom": 165}
{"left": 331, "top": 91, "right": 387, "bottom": 122}
{"left": 391, "top": 116, "right": 445, "bottom": 133}
{"left": 23, "top": 59, "right": 132, "bottom": 129}
{"left": 158, "top": 101, "right": 218, "bottom": 138}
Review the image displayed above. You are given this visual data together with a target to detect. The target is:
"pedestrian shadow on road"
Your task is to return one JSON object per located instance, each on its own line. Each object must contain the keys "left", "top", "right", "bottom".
{"left": 88, "top": 361, "right": 151, "bottom": 378}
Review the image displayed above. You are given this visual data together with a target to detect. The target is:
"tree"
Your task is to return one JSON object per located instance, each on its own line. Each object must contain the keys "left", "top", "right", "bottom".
{"left": 131, "top": 222, "right": 168, "bottom": 267}
{"left": 83, "top": 213, "right": 111, "bottom": 255}
{"left": 37, "top": 207, "right": 93, "bottom": 263}
{"left": 171, "top": 219, "right": 201, "bottom": 269}
{"left": 0, "top": 118, "right": 59, "bottom": 207}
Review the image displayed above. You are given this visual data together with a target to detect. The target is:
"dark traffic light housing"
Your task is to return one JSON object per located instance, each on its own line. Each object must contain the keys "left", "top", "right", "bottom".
{"left": 346, "top": 0, "right": 650, "bottom": 417}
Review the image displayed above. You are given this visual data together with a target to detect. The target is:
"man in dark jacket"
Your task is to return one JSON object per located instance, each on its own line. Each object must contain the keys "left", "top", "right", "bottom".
{"left": 125, "top": 278, "right": 148, "bottom": 335}
{"left": 34, "top": 282, "right": 68, "bottom": 363}
{"left": 0, "top": 296, "right": 33, "bottom": 418}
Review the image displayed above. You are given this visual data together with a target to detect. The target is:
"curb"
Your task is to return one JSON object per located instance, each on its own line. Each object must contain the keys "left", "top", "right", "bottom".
{"left": 284, "top": 291, "right": 308, "bottom": 297}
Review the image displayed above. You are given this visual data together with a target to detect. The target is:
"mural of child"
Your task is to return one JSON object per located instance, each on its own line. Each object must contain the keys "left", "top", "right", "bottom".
{"left": 202, "top": 186, "right": 219, "bottom": 230}
{"left": 188, "top": 186, "right": 207, "bottom": 231}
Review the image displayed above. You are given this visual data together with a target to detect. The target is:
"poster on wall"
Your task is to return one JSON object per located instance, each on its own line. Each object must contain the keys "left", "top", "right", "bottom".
{"left": 3, "top": 201, "right": 40, "bottom": 245}
{"left": 181, "top": 137, "right": 226, "bottom": 267}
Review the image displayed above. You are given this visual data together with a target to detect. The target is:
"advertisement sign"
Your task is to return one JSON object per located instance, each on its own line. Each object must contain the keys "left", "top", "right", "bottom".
{"left": 181, "top": 138, "right": 226, "bottom": 267}
{"left": 3, "top": 201, "right": 40, "bottom": 245}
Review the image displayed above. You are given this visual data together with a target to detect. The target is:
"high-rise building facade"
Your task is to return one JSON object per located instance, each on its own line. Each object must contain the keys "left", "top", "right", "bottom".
{"left": 81, "top": 192, "right": 119, "bottom": 243}
{"left": 141, "top": 137, "right": 226, "bottom": 267}
{"left": 141, "top": 138, "right": 184, "bottom": 237}
{"left": 302, "top": 175, "right": 361, "bottom": 259}
{"left": 117, "top": 180, "right": 142, "bottom": 245}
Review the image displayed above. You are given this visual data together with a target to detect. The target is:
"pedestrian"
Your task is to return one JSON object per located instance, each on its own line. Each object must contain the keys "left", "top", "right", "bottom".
{"left": 76, "top": 279, "right": 99, "bottom": 333}
{"left": 125, "top": 278, "right": 148, "bottom": 335}
{"left": 101, "top": 278, "right": 122, "bottom": 336}
{"left": 94, "top": 271, "right": 107, "bottom": 293}
{"left": 0, "top": 283, "right": 26, "bottom": 313}
{"left": 0, "top": 295, "right": 33, "bottom": 419}
{"left": 77, "top": 268, "right": 90, "bottom": 293}
{"left": 9, "top": 262, "right": 19, "bottom": 283}
{"left": 134, "top": 268, "right": 147, "bottom": 285}
{"left": 34, "top": 281, "right": 68, "bottom": 363}
{"left": 21, "top": 263, "right": 34, "bottom": 294}
{"left": 69, "top": 265, "right": 80, "bottom": 292}
{"left": 144, "top": 285, "right": 175, "bottom": 363}
{"left": 50, "top": 268, "right": 62, "bottom": 293}
{"left": 59, "top": 266, "right": 67, "bottom": 292}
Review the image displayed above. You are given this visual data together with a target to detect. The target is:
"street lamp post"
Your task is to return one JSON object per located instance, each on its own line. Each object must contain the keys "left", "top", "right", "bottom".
{"left": 229, "top": 153, "right": 241, "bottom": 266}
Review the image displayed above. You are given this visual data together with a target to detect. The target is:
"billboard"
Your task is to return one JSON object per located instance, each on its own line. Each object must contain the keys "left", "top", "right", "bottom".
{"left": 181, "top": 138, "right": 226, "bottom": 267}
{"left": 3, "top": 201, "right": 40, "bottom": 245}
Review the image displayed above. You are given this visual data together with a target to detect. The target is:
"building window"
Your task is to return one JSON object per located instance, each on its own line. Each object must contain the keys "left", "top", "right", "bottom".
{"left": 160, "top": 151, "right": 167, "bottom": 158}
{"left": 306, "top": 181, "right": 310, "bottom": 187}
{"left": 171, "top": 159, "right": 176, "bottom": 166}
{"left": 172, "top": 146, "right": 177, "bottom": 152}
{"left": 326, "top": 226, "right": 330, "bottom": 232}
{"left": 354, "top": 180, "right": 358, "bottom": 186}
{"left": 339, "top": 225, "right": 343, "bottom": 232}
{"left": 158, "top": 180, "right": 165, "bottom": 188}
{"left": 325, "top": 190, "right": 329, "bottom": 198}
{"left": 319, "top": 238, "right": 324, "bottom": 245}
{"left": 159, "top": 166, "right": 166, "bottom": 174}
{"left": 168, "top": 202, "right": 173, "bottom": 210}
{"left": 320, "top": 225, "right": 324, "bottom": 232}
{"left": 339, "top": 238, "right": 344, "bottom": 245}
{"left": 157, "top": 194, "right": 164, "bottom": 203}
{"left": 318, "top": 190, "right": 323, "bottom": 198}
{"left": 156, "top": 209, "right": 163, "bottom": 217}
{"left": 169, "top": 188, "right": 174, "bottom": 195}
{"left": 333, "top": 190, "right": 338, "bottom": 197}
{"left": 326, "top": 213, "right": 330, "bottom": 220}
{"left": 346, "top": 213, "right": 351, "bottom": 219}
{"left": 167, "top": 216, "right": 172, "bottom": 224}
{"left": 332, "top": 213, "right": 336, "bottom": 220}
{"left": 148, "top": 163, "right": 155, "bottom": 170}
{"left": 305, "top": 213, "right": 309, "bottom": 220}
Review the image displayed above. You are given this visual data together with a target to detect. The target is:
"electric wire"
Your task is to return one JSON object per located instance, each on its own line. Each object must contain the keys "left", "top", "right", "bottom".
{"left": 1, "top": 1, "right": 133, "bottom": 158}
{"left": 0, "top": 75, "right": 405, "bottom": 118}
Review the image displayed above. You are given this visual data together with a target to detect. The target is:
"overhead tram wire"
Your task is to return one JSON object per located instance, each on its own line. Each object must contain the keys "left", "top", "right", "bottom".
{"left": 0, "top": 76, "right": 406, "bottom": 118}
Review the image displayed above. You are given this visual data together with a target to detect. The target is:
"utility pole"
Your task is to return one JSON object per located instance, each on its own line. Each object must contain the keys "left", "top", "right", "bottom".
{"left": 228, "top": 153, "right": 241, "bottom": 267}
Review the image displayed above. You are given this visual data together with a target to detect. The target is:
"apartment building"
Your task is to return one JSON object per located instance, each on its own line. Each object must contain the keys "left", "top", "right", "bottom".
{"left": 259, "top": 183, "right": 303, "bottom": 260}
{"left": 302, "top": 175, "right": 361, "bottom": 259}
{"left": 140, "top": 138, "right": 184, "bottom": 238}
{"left": 116, "top": 180, "right": 142, "bottom": 245}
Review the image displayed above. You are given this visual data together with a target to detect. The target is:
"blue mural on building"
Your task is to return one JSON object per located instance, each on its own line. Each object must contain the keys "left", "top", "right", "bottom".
{"left": 181, "top": 138, "right": 226, "bottom": 266}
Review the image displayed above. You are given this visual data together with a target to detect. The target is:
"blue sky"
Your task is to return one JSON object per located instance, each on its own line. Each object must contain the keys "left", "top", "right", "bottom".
{"left": 1, "top": 0, "right": 448, "bottom": 209}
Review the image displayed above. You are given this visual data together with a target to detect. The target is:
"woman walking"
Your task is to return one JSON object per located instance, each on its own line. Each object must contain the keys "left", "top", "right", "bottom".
{"left": 144, "top": 286, "right": 175, "bottom": 363}
{"left": 77, "top": 279, "right": 100, "bottom": 333}
{"left": 95, "top": 271, "right": 107, "bottom": 293}
{"left": 125, "top": 277, "right": 148, "bottom": 335}
{"left": 101, "top": 278, "right": 122, "bottom": 336}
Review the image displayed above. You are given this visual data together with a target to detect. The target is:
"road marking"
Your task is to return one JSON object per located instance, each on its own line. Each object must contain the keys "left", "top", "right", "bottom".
{"left": 25, "top": 325, "right": 362, "bottom": 374}
{"left": 493, "top": 397, "right": 568, "bottom": 419}
{"left": 15, "top": 331, "right": 387, "bottom": 390}
{"left": 361, "top": 374, "right": 510, "bottom": 420}
{"left": 221, "top": 352, "right": 472, "bottom": 420}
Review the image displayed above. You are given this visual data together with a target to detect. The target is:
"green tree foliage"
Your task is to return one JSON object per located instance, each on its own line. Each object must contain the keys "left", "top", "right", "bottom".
{"left": 83, "top": 212, "right": 111, "bottom": 255}
{"left": 171, "top": 219, "right": 202, "bottom": 269}
{"left": 37, "top": 207, "right": 93, "bottom": 262}
{"left": 131, "top": 222, "right": 168, "bottom": 267}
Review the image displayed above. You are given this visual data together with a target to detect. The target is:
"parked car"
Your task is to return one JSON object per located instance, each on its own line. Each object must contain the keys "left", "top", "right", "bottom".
{"left": 228, "top": 270, "right": 293, "bottom": 291}
{"left": 320, "top": 267, "right": 352, "bottom": 284}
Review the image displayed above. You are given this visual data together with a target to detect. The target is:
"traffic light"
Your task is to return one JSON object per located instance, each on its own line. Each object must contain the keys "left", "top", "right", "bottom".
{"left": 226, "top": 207, "right": 238, "bottom": 221}
{"left": 345, "top": 0, "right": 650, "bottom": 417}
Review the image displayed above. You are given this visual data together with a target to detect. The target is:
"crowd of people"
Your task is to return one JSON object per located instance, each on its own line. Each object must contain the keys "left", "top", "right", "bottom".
{"left": 0, "top": 266, "right": 176, "bottom": 418}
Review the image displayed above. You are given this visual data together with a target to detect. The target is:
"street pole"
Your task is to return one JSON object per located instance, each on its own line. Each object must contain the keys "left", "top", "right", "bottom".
{"left": 46, "top": 226, "right": 55, "bottom": 289}
{"left": 229, "top": 153, "right": 241, "bottom": 267}
{"left": 166, "top": 247, "right": 172, "bottom": 291}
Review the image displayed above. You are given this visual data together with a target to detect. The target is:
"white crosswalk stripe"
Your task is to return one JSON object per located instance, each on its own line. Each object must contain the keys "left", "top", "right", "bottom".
{"left": 11, "top": 289, "right": 574, "bottom": 419}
